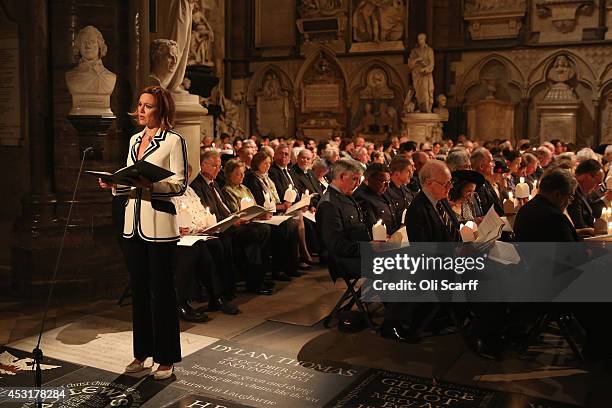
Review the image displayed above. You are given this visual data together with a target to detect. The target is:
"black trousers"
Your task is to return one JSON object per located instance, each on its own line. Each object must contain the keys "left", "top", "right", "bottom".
{"left": 270, "top": 220, "right": 299, "bottom": 275}
{"left": 227, "top": 223, "right": 270, "bottom": 289}
{"left": 175, "top": 238, "right": 233, "bottom": 301}
{"left": 122, "top": 237, "right": 181, "bottom": 365}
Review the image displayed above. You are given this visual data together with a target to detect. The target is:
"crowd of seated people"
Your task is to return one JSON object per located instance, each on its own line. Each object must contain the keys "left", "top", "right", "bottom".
{"left": 168, "top": 131, "right": 612, "bottom": 366}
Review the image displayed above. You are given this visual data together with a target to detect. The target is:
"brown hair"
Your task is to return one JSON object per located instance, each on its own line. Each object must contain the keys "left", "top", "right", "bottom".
{"left": 224, "top": 158, "right": 245, "bottom": 180}
{"left": 251, "top": 150, "right": 272, "bottom": 172}
{"left": 129, "top": 86, "right": 175, "bottom": 130}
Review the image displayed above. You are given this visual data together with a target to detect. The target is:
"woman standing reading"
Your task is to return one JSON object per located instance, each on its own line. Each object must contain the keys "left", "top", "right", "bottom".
{"left": 99, "top": 86, "right": 187, "bottom": 380}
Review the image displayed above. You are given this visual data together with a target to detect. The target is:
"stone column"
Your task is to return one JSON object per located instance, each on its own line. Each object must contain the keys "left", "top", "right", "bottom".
{"left": 173, "top": 93, "right": 208, "bottom": 183}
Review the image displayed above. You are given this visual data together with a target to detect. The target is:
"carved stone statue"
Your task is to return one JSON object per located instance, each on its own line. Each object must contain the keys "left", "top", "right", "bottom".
{"left": 377, "top": 102, "right": 399, "bottom": 133}
{"left": 355, "top": 102, "right": 377, "bottom": 134}
{"left": 544, "top": 55, "right": 578, "bottom": 101}
{"left": 379, "top": 0, "right": 406, "bottom": 41}
{"left": 166, "top": 0, "right": 197, "bottom": 93}
{"left": 434, "top": 94, "right": 449, "bottom": 119}
{"left": 188, "top": 1, "right": 214, "bottom": 66}
{"left": 256, "top": 72, "right": 290, "bottom": 137}
{"left": 65, "top": 25, "right": 116, "bottom": 116}
{"left": 407, "top": 33, "right": 435, "bottom": 113}
{"left": 353, "top": 0, "right": 384, "bottom": 42}
{"left": 149, "top": 39, "right": 180, "bottom": 89}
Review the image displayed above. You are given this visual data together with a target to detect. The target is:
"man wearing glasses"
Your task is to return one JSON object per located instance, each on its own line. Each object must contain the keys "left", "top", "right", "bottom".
{"left": 405, "top": 160, "right": 461, "bottom": 243}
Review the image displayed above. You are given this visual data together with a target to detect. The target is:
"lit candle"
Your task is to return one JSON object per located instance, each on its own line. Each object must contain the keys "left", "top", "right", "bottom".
{"left": 515, "top": 177, "right": 530, "bottom": 199}
{"left": 504, "top": 192, "right": 517, "bottom": 214}
{"left": 204, "top": 207, "right": 217, "bottom": 228}
{"left": 606, "top": 176, "right": 612, "bottom": 191}
{"left": 372, "top": 219, "right": 387, "bottom": 241}
{"left": 608, "top": 222, "right": 612, "bottom": 235}
{"left": 284, "top": 185, "right": 297, "bottom": 203}
{"left": 240, "top": 197, "right": 254, "bottom": 210}
{"left": 178, "top": 202, "right": 190, "bottom": 229}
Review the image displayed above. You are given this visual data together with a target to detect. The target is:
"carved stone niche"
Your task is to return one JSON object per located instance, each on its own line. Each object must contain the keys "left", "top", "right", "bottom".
{"left": 464, "top": 0, "right": 527, "bottom": 40}
{"left": 535, "top": 0, "right": 595, "bottom": 34}
{"left": 297, "top": 0, "right": 348, "bottom": 55}
{"left": 297, "top": 51, "right": 347, "bottom": 140}
{"left": 466, "top": 77, "right": 516, "bottom": 142}
{"left": 251, "top": 69, "right": 294, "bottom": 138}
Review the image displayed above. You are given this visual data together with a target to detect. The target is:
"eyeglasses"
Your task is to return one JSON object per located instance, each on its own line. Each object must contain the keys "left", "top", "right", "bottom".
{"left": 431, "top": 179, "right": 453, "bottom": 189}
{"left": 203, "top": 161, "right": 221, "bottom": 169}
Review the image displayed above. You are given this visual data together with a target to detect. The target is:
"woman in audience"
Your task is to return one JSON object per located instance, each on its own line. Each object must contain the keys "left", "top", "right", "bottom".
{"left": 244, "top": 151, "right": 301, "bottom": 280}
{"left": 222, "top": 159, "right": 259, "bottom": 213}
{"left": 448, "top": 170, "right": 485, "bottom": 224}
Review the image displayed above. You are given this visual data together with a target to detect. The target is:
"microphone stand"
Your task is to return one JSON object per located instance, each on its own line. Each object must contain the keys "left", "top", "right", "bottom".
{"left": 32, "top": 147, "right": 93, "bottom": 408}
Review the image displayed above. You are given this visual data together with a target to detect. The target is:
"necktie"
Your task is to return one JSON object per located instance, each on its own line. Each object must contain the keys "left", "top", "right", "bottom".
{"left": 436, "top": 201, "right": 455, "bottom": 240}
{"left": 282, "top": 168, "right": 294, "bottom": 186}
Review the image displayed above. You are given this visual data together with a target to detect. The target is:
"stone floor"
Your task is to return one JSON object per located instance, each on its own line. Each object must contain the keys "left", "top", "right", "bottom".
{"left": 1, "top": 267, "right": 610, "bottom": 407}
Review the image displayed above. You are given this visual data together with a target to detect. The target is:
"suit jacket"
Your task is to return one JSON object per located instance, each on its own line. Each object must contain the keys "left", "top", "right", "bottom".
{"left": 476, "top": 179, "right": 504, "bottom": 217}
{"left": 268, "top": 162, "right": 297, "bottom": 202}
{"left": 243, "top": 171, "right": 267, "bottom": 207}
{"left": 116, "top": 129, "right": 187, "bottom": 242}
{"left": 189, "top": 174, "right": 231, "bottom": 219}
{"left": 316, "top": 186, "right": 372, "bottom": 260}
{"left": 291, "top": 164, "right": 322, "bottom": 207}
{"left": 514, "top": 195, "right": 580, "bottom": 242}
{"left": 353, "top": 183, "right": 399, "bottom": 235}
{"left": 405, "top": 192, "right": 461, "bottom": 242}
{"left": 566, "top": 187, "right": 594, "bottom": 229}
{"left": 384, "top": 181, "right": 416, "bottom": 227}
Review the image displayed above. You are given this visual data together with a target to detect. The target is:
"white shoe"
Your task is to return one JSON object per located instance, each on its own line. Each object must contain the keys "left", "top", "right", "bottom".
{"left": 124, "top": 360, "right": 147, "bottom": 373}
{"left": 153, "top": 365, "right": 174, "bottom": 380}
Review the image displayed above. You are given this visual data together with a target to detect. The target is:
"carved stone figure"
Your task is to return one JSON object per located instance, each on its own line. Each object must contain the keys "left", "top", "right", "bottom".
{"left": 300, "top": 0, "right": 345, "bottom": 17}
{"left": 360, "top": 68, "right": 394, "bottom": 99}
{"left": 377, "top": 102, "right": 399, "bottom": 133}
{"left": 379, "top": 0, "right": 405, "bottom": 41}
{"left": 355, "top": 102, "right": 377, "bottom": 133}
{"left": 166, "top": 0, "right": 197, "bottom": 92}
{"left": 482, "top": 75, "right": 498, "bottom": 99}
{"left": 218, "top": 94, "right": 245, "bottom": 138}
{"left": 353, "top": 0, "right": 384, "bottom": 42}
{"left": 434, "top": 94, "right": 449, "bottom": 119}
{"left": 544, "top": 55, "right": 578, "bottom": 101}
{"left": 149, "top": 39, "right": 180, "bottom": 89}
{"left": 536, "top": 0, "right": 595, "bottom": 33}
{"left": 407, "top": 33, "right": 435, "bottom": 113}
{"left": 189, "top": 1, "right": 214, "bottom": 66}
{"left": 466, "top": 0, "right": 525, "bottom": 12}
{"left": 65, "top": 25, "right": 116, "bottom": 116}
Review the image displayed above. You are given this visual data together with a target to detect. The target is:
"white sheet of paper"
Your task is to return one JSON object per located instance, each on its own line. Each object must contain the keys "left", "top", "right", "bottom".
{"left": 254, "top": 215, "right": 293, "bottom": 226}
{"left": 488, "top": 241, "right": 521, "bottom": 265}
{"left": 500, "top": 217, "right": 514, "bottom": 232}
{"left": 285, "top": 193, "right": 312, "bottom": 215}
{"left": 177, "top": 235, "right": 217, "bottom": 247}
{"left": 388, "top": 226, "right": 408, "bottom": 244}
{"left": 475, "top": 206, "right": 505, "bottom": 243}
{"left": 303, "top": 210, "right": 316, "bottom": 223}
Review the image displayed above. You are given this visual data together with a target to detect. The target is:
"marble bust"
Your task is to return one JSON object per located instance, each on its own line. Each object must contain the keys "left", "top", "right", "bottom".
{"left": 65, "top": 26, "right": 116, "bottom": 116}
{"left": 434, "top": 94, "right": 449, "bottom": 120}
{"left": 149, "top": 39, "right": 180, "bottom": 90}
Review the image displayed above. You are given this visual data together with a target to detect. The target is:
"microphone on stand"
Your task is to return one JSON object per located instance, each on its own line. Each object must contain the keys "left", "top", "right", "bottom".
{"left": 32, "top": 146, "right": 93, "bottom": 408}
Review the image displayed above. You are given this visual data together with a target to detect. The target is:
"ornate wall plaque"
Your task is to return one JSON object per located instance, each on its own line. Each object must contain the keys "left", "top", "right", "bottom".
{"left": 303, "top": 83, "right": 341, "bottom": 112}
{"left": 464, "top": 0, "right": 527, "bottom": 40}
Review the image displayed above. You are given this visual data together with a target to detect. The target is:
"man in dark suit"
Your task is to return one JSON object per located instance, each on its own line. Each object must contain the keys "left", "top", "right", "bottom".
{"left": 472, "top": 147, "right": 503, "bottom": 217}
{"left": 353, "top": 163, "right": 399, "bottom": 236}
{"left": 385, "top": 156, "right": 416, "bottom": 227}
{"left": 268, "top": 144, "right": 297, "bottom": 201}
{"left": 567, "top": 159, "right": 604, "bottom": 237}
{"left": 405, "top": 160, "right": 461, "bottom": 243}
{"left": 514, "top": 169, "right": 612, "bottom": 366}
{"left": 291, "top": 148, "right": 322, "bottom": 254}
{"left": 191, "top": 150, "right": 273, "bottom": 295}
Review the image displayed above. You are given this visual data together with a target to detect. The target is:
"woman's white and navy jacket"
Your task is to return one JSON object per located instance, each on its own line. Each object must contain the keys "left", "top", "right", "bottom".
{"left": 114, "top": 128, "right": 188, "bottom": 243}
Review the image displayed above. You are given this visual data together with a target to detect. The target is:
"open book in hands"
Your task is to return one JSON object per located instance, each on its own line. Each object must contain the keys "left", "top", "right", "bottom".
{"left": 199, "top": 205, "right": 272, "bottom": 235}
{"left": 474, "top": 206, "right": 505, "bottom": 243}
{"left": 86, "top": 161, "right": 174, "bottom": 187}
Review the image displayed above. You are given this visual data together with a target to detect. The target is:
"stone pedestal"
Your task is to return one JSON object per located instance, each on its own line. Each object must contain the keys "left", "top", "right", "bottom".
{"left": 466, "top": 99, "right": 516, "bottom": 142}
{"left": 537, "top": 102, "right": 581, "bottom": 145}
{"left": 173, "top": 92, "right": 208, "bottom": 183}
{"left": 67, "top": 115, "right": 116, "bottom": 161}
{"left": 400, "top": 113, "right": 446, "bottom": 144}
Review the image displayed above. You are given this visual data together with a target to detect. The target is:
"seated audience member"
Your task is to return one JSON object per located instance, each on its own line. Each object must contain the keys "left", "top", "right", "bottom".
{"left": 514, "top": 169, "right": 612, "bottom": 365}
{"left": 503, "top": 149, "right": 522, "bottom": 191}
{"left": 191, "top": 150, "right": 273, "bottom": 295}
{"left": 567, "top": 159, "right": 605, "bottom": 236}
{"left": 446, "top": 149, "right": 471, "bottom": 172}
{"left": 354, "top": 163, "right": 398, "bottom": 236}
{"left": 385, "top": 156, "right": 416, "bottom": 227}
{"left": 522, "top": 152, "right": 539, "bottom": 188}
{"left": 410, "top": 151, "right": 430, "bottom": 192}
{"left": 244, "top": 150, "right": 302, "bottom": 280}
{"left": 173, "top": 166, "right": 240, "bottom": 321}
{"left": 290, "top": 148, "right": 321, "bottom": 255}
{"left": 534, "top": 146, "right": 552, "bottom": 179}
{"left": 491, "top": 158, "right": 511, "bottom": 203}
{"left": 222, "top": 159, "right": 258, "bottom": 213}
{"left": 448, "top": 170, "right": 485, "bottom": 224}
{"left": 267, "top": 144, "right": 313, "bottom": 266}
{"left": 339, "top": 138, "right": 355, "bottom": 159}
{"left": 353, "top": 147, "right": 370, "bottom": 169}
{"left": 312, "top": 158, "right": 330, "bottom": 191}
{"left": 405, "top": 160, "right": 461, "bottom": 242}
{"left": 237, "top": 145, "right": 254, "bottom": 169}
{"left": 472, "top": 148, "right": 504, "bottom": 217}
